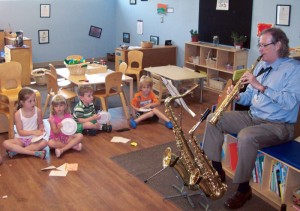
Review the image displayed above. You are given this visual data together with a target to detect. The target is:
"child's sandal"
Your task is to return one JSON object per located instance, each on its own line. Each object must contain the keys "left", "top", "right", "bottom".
{"left": 34, "top": 150, "right": 46, "bottom": 159}
{"left": 6, "top": 150, "right": 17, "bottom": 158}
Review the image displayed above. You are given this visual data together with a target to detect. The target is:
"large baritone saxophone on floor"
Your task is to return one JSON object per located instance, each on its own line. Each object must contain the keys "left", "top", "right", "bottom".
{"left": 164, "top": 85, "right": 227, "bottom": 200}
{"left": 209, "top": 55, "right": 262, "bottom": 125}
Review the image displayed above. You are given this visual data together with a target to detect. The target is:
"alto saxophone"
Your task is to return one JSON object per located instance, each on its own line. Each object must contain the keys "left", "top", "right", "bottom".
{"left": 163, "top": 85, "right": 227, "bottom": 200}
{"left": 209, "top": 55, "right": 262, "bottom": 125}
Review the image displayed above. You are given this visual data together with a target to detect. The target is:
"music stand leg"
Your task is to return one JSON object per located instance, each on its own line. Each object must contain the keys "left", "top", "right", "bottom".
{"left": 163, "top": 168, "right": 210, "bottom": 209}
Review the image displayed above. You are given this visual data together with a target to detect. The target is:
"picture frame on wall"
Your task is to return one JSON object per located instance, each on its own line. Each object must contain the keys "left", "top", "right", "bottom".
{"left": 89, "top": 25, "right": 102, "bottom": 38}
{"left": 150, "top": 35, "right": 159, "bottom": 45}
{"left": 130, "top": 0, "right": 136, "bottom": 5}
{"left": 276, "top": 4, "right": 291, "bottom": 26}
{"left": 40, "top": 4, "right": 50, "bottom": 18}
{"left": 123, "top": 33, "right": 130, "bottom": 43}
{"left": 38, "top": 30, "right": 49, "bottom": 44}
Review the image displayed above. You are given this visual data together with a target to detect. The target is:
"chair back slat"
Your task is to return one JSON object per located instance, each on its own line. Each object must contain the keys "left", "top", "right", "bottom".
{"left": 0, "top": 61, "right": 22, "bottom": 92}
{"left": 128, "top": 50, "right": 143, "bottom": 70}
{"left": 105, "top": 71, "right": 123, "bottom": 95}
{"left": 45, "top": 72, "right": 59, "bottom": 94}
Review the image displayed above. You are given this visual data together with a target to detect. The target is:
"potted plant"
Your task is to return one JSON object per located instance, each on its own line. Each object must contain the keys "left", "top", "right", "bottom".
{"left": 190, "top": 29, "right": 199, "bottom": 42}
{"left": 231, "top": 32, "right": 247, "bottom": 49}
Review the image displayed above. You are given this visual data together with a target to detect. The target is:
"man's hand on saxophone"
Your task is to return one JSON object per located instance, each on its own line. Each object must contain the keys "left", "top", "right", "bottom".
{"left": 240, "top": 71, "right": 266, "bottom": 93}
{"left": 226, "top": 85, "right": 241, "bottom": 101}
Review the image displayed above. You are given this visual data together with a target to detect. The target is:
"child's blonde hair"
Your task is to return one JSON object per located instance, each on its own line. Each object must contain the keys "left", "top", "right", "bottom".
{"left": 17, "top": 87, "right": 35, "bottom": 110}
{"left": 50, "top": 94, "right": 70, "bottom": 115}
{"left": 139, "top": 75, "right": 153, "bottom": 90}
{"left": 77, "top": 85, "right": 94, "bottom": 97}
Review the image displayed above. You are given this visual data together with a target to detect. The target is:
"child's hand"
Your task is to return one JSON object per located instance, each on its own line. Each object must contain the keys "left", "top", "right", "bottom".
{"left": 57, "top": 123, "right": 63, "bottom": 129}
{"left": 33, "top": 130, "right": 44, "bottom": 136}
{"left": 93, "top": 113, "right": 101, "bottom": 121}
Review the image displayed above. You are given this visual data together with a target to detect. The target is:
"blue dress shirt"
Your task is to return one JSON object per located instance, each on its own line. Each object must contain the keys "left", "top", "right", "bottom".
{"left": 238, "top": 57, "right": 300, "bottom": 123}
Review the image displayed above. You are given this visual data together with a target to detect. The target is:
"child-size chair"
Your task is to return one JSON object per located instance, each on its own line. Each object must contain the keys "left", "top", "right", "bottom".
{"left": 151, "top": 73, "right": 169, "bottom": 102}
{"left": 0, "top": 62, "right": 41, "bottom": 138}
{"left": 93, "top": 71, "right": 130, "bottom": 120}
{"left": 42, "top": 72, "right": 77, "bottom": 118}
{"left": 124, "top": 50, "right": 143, "bottom": 88}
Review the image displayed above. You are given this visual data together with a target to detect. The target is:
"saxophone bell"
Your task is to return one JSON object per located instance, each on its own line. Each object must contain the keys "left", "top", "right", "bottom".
{"left": 162, "top": 147, "right": 172, "bottom": 168}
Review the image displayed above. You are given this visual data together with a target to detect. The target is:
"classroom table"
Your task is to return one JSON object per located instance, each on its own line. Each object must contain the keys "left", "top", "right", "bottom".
{"left": 144, "top": 65, "right": 207, "bottom": 103}
{"left": 56, "top": 68, "right": 134, "bottom": 102}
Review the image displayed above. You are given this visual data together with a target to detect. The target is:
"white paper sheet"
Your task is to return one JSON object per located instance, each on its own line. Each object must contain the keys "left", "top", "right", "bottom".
{"left": 111, "top": 136, "right": 131, "bottom": 143}
{"left": 49, "top": 170, "right": 68, "bottom": 177}
{"left": 161, "top": 77, "right": 196, "bottom": 117}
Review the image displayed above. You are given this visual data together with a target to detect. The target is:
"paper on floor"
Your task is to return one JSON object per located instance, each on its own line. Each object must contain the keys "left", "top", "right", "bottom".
{"left": 49, "top": 170, "right": 68, "bottom": 177}
{"left": 110, "top": 136, "right": 130, "bottom": 143}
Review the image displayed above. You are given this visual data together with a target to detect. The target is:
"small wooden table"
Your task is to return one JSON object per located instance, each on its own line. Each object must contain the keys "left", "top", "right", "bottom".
{"left": 56, "top": 68, "right": 134, "bottom": 102}
{"left": 144, "top": 65, "right": 207, "bottom": 103}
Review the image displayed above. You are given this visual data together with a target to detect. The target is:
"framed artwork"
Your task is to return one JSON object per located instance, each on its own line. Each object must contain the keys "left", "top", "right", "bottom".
{"left": 123, "top": 33, "right": 130, "bottom": 43}
{"left": 130, "top": 0, "right": 136, "bottom": 5}
{"left": 141, "top": 0, "right": 148, "bottom": 1}
{"left": 38, "top": 30, "right": 49, "bottom": 44}
{"left": 89, "top": 25, "right": 102, "bottom": 38}
{"left": 276, "top": 5, "right": 291, "bottom": 26}
{"left": 150, "top": 35, "right": 159, "bottom": 45}
{"left": 40, "top": 4, "right": 50, "bottom": 18}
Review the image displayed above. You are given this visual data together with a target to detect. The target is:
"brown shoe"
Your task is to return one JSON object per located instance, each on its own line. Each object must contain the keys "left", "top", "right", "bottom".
{"left": 224, "top": 188, "right": 252, "bottom": 209}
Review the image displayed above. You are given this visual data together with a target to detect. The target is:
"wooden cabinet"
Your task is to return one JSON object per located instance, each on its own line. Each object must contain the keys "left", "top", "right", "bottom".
{"left": 223, "top": 134, "right": 300, "bottom": 210}
{"left": 184, "top": 42, "right": 248, "bottom": 94}
{"left": 5, "top": 45, "right": 32, "bottom": 86}
{"left": 5, "top": 36, "right": 32, "bottom": 48}
{"left": 115, "top": 45, "right": 177, "bottom": 71}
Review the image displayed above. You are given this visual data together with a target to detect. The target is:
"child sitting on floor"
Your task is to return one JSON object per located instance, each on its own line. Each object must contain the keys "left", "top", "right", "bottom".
{"left": 73, "top": 85, "right": 102, "bottom": 136}
{"left": 2, "top": 87, "right": 47, "bottom": 159}
{"left": 130, "top": 75, "right": 173, "bottom": 129}
{"left": 48, "top": 94, "right": 84, "bottom": 158}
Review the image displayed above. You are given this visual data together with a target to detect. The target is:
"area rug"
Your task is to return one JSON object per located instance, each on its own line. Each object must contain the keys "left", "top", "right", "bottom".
{"left": 111, "top": 139, "right": 276, "bottom": 211}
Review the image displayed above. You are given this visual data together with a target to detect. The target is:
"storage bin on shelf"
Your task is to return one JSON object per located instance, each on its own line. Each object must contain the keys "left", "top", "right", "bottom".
{"left": 209, "top": 77, "right": 226, "bottom": 90}
{"left": 31, "top": 68, "right": 49, "bottom": 85}
{"left": 205, "top": 50, "right": 216, "bottom": 68}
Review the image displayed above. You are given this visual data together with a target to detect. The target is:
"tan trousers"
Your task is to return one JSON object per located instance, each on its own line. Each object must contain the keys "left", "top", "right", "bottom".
{"left": 202, "top": 110, "right": 294, "bottom": 183}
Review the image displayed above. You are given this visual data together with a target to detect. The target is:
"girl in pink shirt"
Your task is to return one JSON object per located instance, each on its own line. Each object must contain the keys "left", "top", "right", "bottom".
{"left": 48, "top": 94, "right": 83, "bottom": 158}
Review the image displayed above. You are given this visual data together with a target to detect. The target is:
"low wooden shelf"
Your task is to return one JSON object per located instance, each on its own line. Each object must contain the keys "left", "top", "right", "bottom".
{"left": 184, "top": 42, "right": 248, "bottom": 94}
{"left": 115, "top": 45, "right": 177, "bottom": 71}
{"left": 223, "top": 134, "right": 300, "bottom": 211}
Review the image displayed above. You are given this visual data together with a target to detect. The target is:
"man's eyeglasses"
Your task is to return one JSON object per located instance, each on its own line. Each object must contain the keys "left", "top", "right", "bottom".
{"left": 257, "top": 42, "right": 275, "bottom": 48}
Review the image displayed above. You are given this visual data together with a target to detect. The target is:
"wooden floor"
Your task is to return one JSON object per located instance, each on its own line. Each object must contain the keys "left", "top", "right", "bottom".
{"left": 0, "top": 90, "right": 218, "bottom": 211}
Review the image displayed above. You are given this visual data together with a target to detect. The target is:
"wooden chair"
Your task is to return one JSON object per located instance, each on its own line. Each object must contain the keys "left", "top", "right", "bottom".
{"left": 118, "top": 62, "right": 128, "bottom": 75}
{"left": 151, "top": 73, "right": 169, "bottom": 102}
{"left": 49, "top": 64, "right": 75, "bottom": 90}
{"left": 42, "top": 72, "right": 77, "bottom": 118}
{"left": 0, "top": 62, "right": 41, "bottom": 138}
{"left": 93, "top": 71, "right": 130, "bottom": 120}
{"left": 125, "top": 50, "right": 143, "bottom": 88}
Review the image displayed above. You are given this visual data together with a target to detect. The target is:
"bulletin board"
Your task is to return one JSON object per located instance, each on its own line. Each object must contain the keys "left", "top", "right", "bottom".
{"left": 198, "top": 0, "right": 253, "bottom": 49}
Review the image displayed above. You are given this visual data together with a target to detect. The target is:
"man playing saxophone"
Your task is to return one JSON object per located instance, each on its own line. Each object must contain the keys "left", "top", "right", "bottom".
{"left": 203, "top": 27, "right": 300, "bottom": 209}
